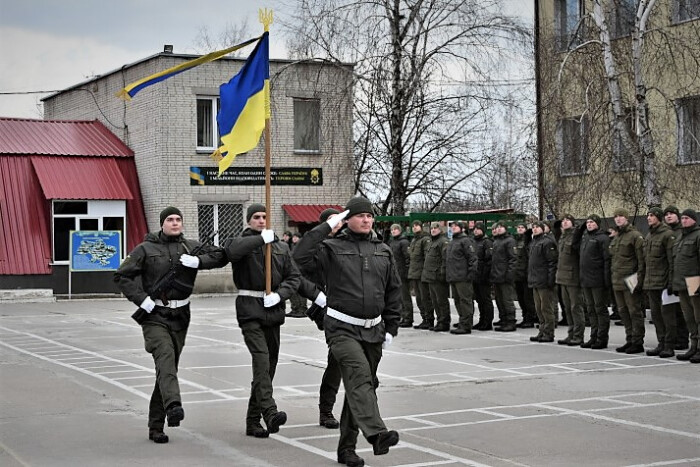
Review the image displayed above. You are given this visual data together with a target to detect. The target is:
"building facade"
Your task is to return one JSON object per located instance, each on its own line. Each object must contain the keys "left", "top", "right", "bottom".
{"left": 43, "top": 47, "right": 356, "bottom": 292}
{"left": 535, "top": 0, "right": 700, "bottom": 221}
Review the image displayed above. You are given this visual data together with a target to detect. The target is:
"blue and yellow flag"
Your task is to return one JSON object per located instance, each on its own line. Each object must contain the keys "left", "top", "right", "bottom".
{"left": 214, "top": 31, "right": 270, "bottom": 175}
{"left": 116, "top": 36, "right": 261, "bottom": 100}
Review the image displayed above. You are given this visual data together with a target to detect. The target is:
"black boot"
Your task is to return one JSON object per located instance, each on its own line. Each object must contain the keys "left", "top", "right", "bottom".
{"left": 646, "top": 344, "right": 663, "bottom": 357}
{"left": 149, "top": 428, "right": 169, "bottom": 443}
{"left": 591, "top": 338, "right": 608, "bottom": 349}
{"left": 338, "top": 449, "right": 365, "bottom": 467}
{"left": 658, "top": 345, "right": 675, "bottom": 358}
{"left": 370, "top": 430, "right": 399, "bottom": 455}
{"left": 677, "top": 340, "right": 698, "bottom": 361}
{"left": 265, "top": 411, "right": 287, "bottom": 433}
{"left": 166, "top": 402, "right": 184, "bottom": 427}
{"left": 319, "top": 411, "right": 339, "bottom": 429}
{"left": 581, "top": 338, "right": 596, "bottom": 348}
{"left": 246, "top": 422, "right": 270, "bottom": 438}
{"left": 615, "top": 342, "right": 631, "bottom": 353}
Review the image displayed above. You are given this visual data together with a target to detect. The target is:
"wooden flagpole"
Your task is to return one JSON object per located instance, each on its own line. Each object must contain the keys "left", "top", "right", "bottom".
{"left": 260, "top": 8, "right": 273, "bottom": 294}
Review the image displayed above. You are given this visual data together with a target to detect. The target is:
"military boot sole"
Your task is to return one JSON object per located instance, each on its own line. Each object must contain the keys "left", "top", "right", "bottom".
{"left": 266, "top": 411, "right": 287, "bottom": 433}
{"left": 166, "top": 405, "right": 184, "bottom": 427}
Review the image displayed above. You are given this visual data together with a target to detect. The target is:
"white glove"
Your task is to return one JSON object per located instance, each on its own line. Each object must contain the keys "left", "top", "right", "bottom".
{"left": 263, "top": 292, "right": 281, "bottom": 308}
{"left": 314, "top": 291, "right": 327, "bottom": 307}
{"left": 382, "top": 332, "right": 393, "bottom": 349}
{"left": 180, "top": 254, "right": 200, "bottom": 268}
{"left": 327, "top": 210, "right": 350, "bottom": 229}
{"left": 140, "top": 297, "right": 156, "bottom": 313}
{"left": 261, "top": 229, "right": 275, "bottom": 244}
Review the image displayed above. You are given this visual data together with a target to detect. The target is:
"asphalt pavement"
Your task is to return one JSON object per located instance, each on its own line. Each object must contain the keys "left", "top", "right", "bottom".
{"left": 1, "top": 296, "right": 699, "bottom": 466}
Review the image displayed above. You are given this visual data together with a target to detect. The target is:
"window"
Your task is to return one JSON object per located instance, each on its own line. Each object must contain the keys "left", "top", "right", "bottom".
{"left": 294, "top": 98, "right": 321, "bottom": 153}
{"left": 554, "top": 0, "right": 585, "bottom": 51}
{"left": 198, "top": 203, "right": 244, "bottom": 247}
{"left": 197, "top": 96, "right": 221, "bottom": 150}
{"left": 673, "top": 0, "right": 700, "bottom": 23}
{"left": 613, "top": 108, "right": 637, "bottom": 171}
{"left": 52, "top": 200, "right": 126, "bottom": 263}
{"left": 556, "top": 116, "right": 589, "bottom": 176}
{"left": 677, "top": 95, "right": 700, "bottom": 164}
{"left": 610, "top": 0, "right": 636, "bottom": 39}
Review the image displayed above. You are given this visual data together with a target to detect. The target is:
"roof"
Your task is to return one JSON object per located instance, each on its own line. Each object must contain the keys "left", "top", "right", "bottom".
{"left": 31, "top": 156, "right": 133, "bottom": 200}
{"left": 0, "top": 118, "right": 134, "bottom": 157}
{"left": 282, "top": 204, "right": 344, "bottom": 223}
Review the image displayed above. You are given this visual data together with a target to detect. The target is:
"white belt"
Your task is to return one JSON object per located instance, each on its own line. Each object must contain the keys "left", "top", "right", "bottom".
{"left": 154, "top": 298, "right": 190, "bottom": 308}
{"left": 238, "top": 289, "right": 265, "bottom": 298}
{"left": 327, "top": 307, "right": 382, "bottom": 328}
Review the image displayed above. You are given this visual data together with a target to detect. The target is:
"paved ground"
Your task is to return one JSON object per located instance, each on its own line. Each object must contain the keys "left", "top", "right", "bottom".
{"left": 1, "top": 296, "right": 699, "bottom": 467}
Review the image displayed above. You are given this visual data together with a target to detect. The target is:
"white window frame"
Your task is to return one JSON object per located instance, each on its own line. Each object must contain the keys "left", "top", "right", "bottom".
{"left": 196, "top": 96, "right": 220, "bottom": 152}
{"left": 51, "top": 200, "right": 127, "bottom": 264}
{"left": 293, "top": 98, "right": 321, "bottom": 154}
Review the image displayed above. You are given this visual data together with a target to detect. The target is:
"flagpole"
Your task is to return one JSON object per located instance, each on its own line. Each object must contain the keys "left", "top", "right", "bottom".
{"left": 260, "top": 9, "right": 273, "bottom": 295}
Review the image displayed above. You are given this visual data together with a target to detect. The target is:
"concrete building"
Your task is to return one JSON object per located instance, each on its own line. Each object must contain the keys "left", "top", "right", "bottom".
{"left": 42, "top": 45, "right": 355, "bottom": 292}
{"left": 535, "top": 0, "right": 700, "bottom": 221}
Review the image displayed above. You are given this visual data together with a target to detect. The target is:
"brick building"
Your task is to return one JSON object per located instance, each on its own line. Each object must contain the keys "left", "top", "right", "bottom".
{"left": 42, "top": 46, "right": 355, "bottom": 292}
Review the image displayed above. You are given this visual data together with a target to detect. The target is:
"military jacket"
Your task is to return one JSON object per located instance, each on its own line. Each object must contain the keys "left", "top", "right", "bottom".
{"left": 390, "top": 233, "right": 411, "bottom": 280}
{"left": 643, "top": 223, "right": 676, "bottom": 290}
{"left": 528, "top": 233, "right": 558, "bottom": 288}
{"left": 579, "top": 227, "right": 611, "bottom": 288}
{"left": 672, "top": 224, "right": 700, "bottom": 292}
{"left": 513, "top": 233, "right": 530, "bottom": 282}
{"left": 490, "top": 232, "right": 516, "bottom": 284}
{"left": 225, "top": 228, "right": 301, "bottom": 326}
{"left": 421, "top": 232, "right": 449, "bottom": 283}
{"left": 556, "top": 228, "right": 581, "bottom": 287}
{"left": 473, "top": 234, "right": 493, "bottom": 284}
{"left": 609, "top": 223, "right": 645, "bottom": 291}
{"left": 446, "top": 232, "right": 478, "bottom": 283}
{"left": 407, "top": 231, "right": 430, "bottom": 280}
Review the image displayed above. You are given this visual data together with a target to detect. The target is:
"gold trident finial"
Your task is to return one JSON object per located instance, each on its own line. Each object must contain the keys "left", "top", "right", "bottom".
{"left": 259, "top": 8, "right": 273, "bottom": 32}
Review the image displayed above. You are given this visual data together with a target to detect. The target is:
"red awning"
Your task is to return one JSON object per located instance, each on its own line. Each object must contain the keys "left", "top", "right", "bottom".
{"left": 282, "top": 204, "right": 344, "bottom": 223}
{"left": 31, "top": 156, "right": 133, "bottom": 200}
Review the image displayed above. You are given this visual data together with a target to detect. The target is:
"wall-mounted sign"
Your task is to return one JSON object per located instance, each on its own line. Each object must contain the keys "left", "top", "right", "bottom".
{"left": 190, "top": 166, "right": 323, "bottom": 186}
{"left": 70, "top": 230, "right": 121, "bottom": 271}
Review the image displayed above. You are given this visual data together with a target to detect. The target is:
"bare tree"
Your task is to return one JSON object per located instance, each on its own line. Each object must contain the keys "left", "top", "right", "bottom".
{"left": 281, "top": 0, "right": 532, "bottom": 215}
{"left": 190, "top": 20, "right": 251, "bottom": 55}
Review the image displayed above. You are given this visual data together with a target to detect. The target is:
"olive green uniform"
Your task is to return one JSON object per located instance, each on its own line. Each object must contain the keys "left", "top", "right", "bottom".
{"left": 408, "top": 230, "right": 434, "bottom": 326}
{"left": 114, "top": 231, "right": 223, "bottom": 431}
{"left": 422, "top": 231, "right": 451, "bottom": 330}
{"left": 643, "top": 223, "right": 677, "bottom": 352}
{"left": 671, "top": 223, "right": 700, "bottom": 357}
{"left": 556, "top": 228, "right": 585, "bottom": 344}
{"left": 610, "top": 223, "right": 646, "bottom": 347}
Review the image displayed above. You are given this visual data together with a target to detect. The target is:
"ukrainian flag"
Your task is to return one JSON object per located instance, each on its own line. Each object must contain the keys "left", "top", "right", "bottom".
{"left": 215, "top": 31, "right": 270, "bottom": 175}
{"left": 117, "top": 36, "right": 261, "bottom": 100}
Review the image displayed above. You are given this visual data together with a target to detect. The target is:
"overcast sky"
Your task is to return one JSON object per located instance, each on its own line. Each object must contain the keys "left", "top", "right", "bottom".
{"left": 0, "top": 0, "right": 533, "bottom": 119}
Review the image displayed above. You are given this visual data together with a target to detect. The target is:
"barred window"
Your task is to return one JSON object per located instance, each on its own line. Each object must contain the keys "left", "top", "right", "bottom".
{"left": 677, "top": 95, "right": 700, "bottom": 165}
{"left": 198, "top": 203, "right": 244, "bottom": 246}
{"left": 556, "top": 116, "right": 589, "bottom": 176}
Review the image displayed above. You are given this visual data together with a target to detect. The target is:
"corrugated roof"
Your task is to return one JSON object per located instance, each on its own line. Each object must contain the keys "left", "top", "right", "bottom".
{"left": 31, "top": 156, "right": 133, "bottom": 200}
{"left": 282, "top": 204, "right": 344, "bottom": 223}
{"left": 0, "top": 118, "right": 133, "bottom": 157}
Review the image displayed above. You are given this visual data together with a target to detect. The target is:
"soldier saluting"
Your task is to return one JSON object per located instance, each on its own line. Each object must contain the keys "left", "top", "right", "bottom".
{"left": 114, "top": 207, "right": 223, "bottom": 444}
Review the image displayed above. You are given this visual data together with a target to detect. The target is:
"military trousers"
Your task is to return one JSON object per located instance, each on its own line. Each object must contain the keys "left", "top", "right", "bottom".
{"left": 411, "top": 279, "right": 434, "bottom": 323}
{"left": 319, "top": 348, "right": 342, "bottom": 413}
{"left": 493, "top": 282, "right": 516, "bottom": 325}
{"left": 474, "top": 282, "right": 494, "bottom": 325}
{"left": 240, "top": 320, "right": 281, "bottom": 425}
{"left": 678, "top": 290, "right": 700, "bottom": 342}
{"left": 647, "top": 289, "right": 677, "bottom": 349}
{"left": 451, "top": 281, "right": 475, "bottom": 330}
{"left": 582, "top": 287, "right": 610, "bottom": 342}
{"left": 613, "top": 289, "right": 645, "bottom": 345}
{"left": 428, "top": 281, "right": 451, "bottom": 327}
{"left": 142, "top": 322, "right": 187, "bottom": 430}
{"left": 328, "top": 334, "right": 386, "bottom": 454}
{"left": 515, "top": 280, "right": 537, "bottom": 323}
{"left": 560, "top": 284, "right": 585, "bottom": 342}
{"left": 667, "top": 302, "right": 690, "bottom": 347}
{"left": 399, "top": 278, "right": 414, "bottom": 324}
{"left": 533, "top": 287, "right": 556, "bottom": 339}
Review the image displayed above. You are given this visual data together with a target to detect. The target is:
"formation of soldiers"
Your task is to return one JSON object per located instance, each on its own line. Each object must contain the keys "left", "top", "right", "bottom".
{"left": 392, "top": 206, "right": 700, "bottom": 364}
{"left": 115, "top": 201, "right": 698, "bottom": 467}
